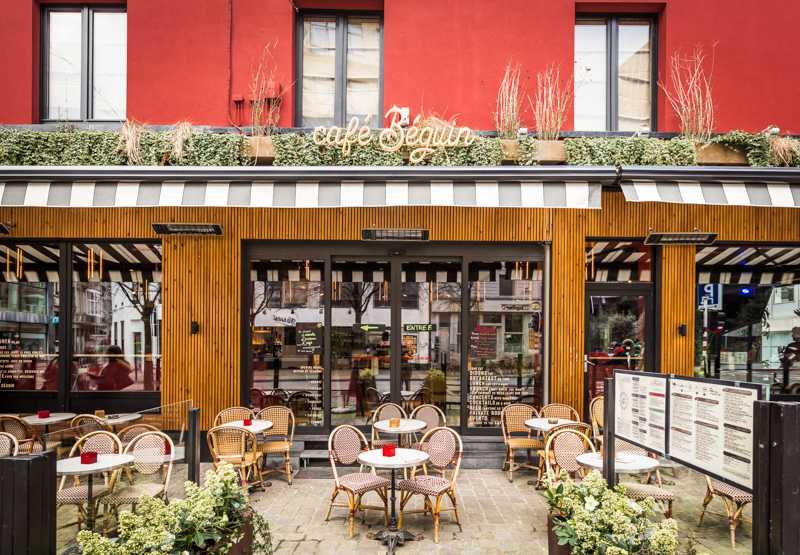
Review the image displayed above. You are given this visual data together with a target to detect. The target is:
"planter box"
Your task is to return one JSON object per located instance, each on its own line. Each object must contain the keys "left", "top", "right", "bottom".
{"left": 500, "top": 138, "right": 519, "bottom": 164}
{"left": 535, "top": 140, "right": 567, "bottom": 165}
{"left": 245, "top": 136, "right": 275, "bottom": 164}
{"left": 548, "top": 514, "right": 572, "bottom": 555}
{"left": 228, "top": 518, "right": 254, "bottom": 555}
{"left": 695, "top": 142, "right": 748, "bottom": 165}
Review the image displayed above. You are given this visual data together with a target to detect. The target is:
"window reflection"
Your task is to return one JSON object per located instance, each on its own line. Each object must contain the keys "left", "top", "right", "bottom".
{"left": 71, "top": 243, "right": 162, "bottom": 392}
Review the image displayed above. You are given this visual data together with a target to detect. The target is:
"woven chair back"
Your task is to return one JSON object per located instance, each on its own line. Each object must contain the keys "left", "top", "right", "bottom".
{"left": 126, "top": 430, "right": 174, "bottom": 479}
{"left": 71, "top": 430, "right": 122, "bottom": 456}
{"left": 411, "top": 404, "right": 446, "bottom": 432}
{"left": 501, "top": 403, "right": 537, "bottom": 437}
{"left": 0, "top": 415, "right": 31, "bottom": 441}
{"left": 207, "top": 426, "right": 256, "bottom": 460}
{"left": 540, "top": 403, "right": 580, "bottom": 421}
{"left": 118, "top": 423, "right": 159, "bottom": 445}
{"left": 213, "top": 407, "right": 254, "bottom": 427}
{"left": 589, "top": 396, "right": 604, "bottom": 428}
{"left": 420, "top": 427, "right": 462, "bottom": 473}
{"left": 0, "top": 431, "right": 18, "bottom": 456}
{"left": 545, "top": 429, "right": 595, "bottom": 476}
{"left": 70, "top": 414, "right": 111, "bottom": 436}
{"left": 549, "top": 422, "right": 592, "bottom": 436}
{"left": 329, "top": 425, "right": 367, "bottom": 466}
{"left": 256, "top": 405, "right": 294, "bottom": 440}
{"left": 373, "top": 402, "right": 406, "bottom": 422}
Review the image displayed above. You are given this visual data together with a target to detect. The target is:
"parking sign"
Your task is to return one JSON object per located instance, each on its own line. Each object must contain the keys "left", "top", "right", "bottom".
{"left": 697, "top": 283, "right": 722, "bottom": 310}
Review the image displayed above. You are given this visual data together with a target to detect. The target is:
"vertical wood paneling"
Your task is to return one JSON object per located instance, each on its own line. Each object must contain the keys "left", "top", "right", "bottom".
{"left": 659, "top": 246, "right": 696, "bottom": 376}
{"left": 1, "top": 190, "right": 798, "bottom": 424}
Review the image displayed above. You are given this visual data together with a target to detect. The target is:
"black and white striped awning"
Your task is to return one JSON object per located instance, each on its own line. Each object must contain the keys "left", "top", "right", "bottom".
{"left": 620, "top": 167, "right": 800, "bottom": 207}
{"left": 585, "top": 241, "right": 652, "bottom": 282}
{"left": 696, "top": 245, "right": 800, "bottom": 285}
{"left": 0, "top": 167, "right": 615, "bottom": 209}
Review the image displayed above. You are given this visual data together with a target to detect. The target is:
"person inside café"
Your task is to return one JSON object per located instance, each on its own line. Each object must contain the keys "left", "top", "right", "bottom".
{"left": 88, "top": 345, "right": 134, "bottom": 391}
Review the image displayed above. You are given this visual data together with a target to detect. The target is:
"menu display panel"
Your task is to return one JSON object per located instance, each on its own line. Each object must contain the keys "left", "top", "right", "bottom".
{"left": 613, "top": 370, "right": 667, "bottom": 455}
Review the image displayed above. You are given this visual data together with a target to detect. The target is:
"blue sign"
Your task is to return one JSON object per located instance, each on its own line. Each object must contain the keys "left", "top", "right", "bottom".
{"left": 697, "top": 284, "right": 722, "bottom": 309}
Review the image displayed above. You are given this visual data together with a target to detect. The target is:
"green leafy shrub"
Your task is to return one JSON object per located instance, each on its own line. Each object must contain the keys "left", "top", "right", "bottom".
{"left": 545, "top": 470, "right": 678, "bottom": 555}
{"left": 518, "top": 137, "right": 539, "bottom": 166}
{"left": 564, "top": 137, "right": 696, "bottom": 166}
{"left": 77, "top": 463, "right": 272, "bottom": 554}
{"left": 467, "top": 137, "right": 504, "bottom": 166}
{"left": 711, "top": 130, "right": 770, "bottom": 167}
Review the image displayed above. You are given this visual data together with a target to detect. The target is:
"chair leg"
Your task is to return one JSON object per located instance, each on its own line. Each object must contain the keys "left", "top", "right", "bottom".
{"left": 728, "top": 501, "right": 746, "bottom": 550}
{"left": 698, "top": 488, "right": 714, "bottom": 525}
{"left": 433, "top": 495, "right": 444, "bottom": 543}
{"left": 448, "top": 490, "right": 462, "bottom": 531}
{"left": 346, "top": 492, "right": 357, "bottom": 538}
{"left": 665, "top": 499, "right": 673, "bottom": 519}
{"left": 324, "top": 487, "right": 339, "bottom": 521}
{"left": 507, "top": 448, "right": 515, "bottom": 482}
{"left": 285, "top": 450, "right": 293, "bottom": 485}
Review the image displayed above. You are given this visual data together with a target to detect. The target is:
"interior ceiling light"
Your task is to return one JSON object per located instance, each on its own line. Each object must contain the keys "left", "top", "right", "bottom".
{"left": 152, "top": 223, "right": 223, "bottom": 236}
{"left": 644, "top": 231, "right": 717, "bottom": 246}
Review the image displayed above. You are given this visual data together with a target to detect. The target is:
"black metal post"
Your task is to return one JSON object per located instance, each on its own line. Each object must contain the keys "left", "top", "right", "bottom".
{"left": 769, "top": 401, "right": 800, "bottom": 553}
{"left": 602, "top": 377, "right": 616, "bottom": 486}
{"left": 187, "top": 407, "right": 201, "bottom": 485}
{"left": 752, "top": 400, "right": 771, "bottom": 553}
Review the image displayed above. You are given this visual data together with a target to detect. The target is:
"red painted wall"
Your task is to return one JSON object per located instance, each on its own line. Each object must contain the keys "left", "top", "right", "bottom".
{"left": 2, "top": 0, "right": 800, "bottom": 132}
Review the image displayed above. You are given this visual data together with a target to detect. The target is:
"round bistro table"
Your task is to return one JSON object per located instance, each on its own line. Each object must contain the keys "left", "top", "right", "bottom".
{"left": 23, "top": 412, "right": 76, "bottom": 450}
{"left": 524, "top": 418, "right": 579, "bottom": 434}
{"left": 222, "top": 419, "right": 274, "bottom": 433}
{"left": 358, "top": 448, "right": 430, "bottom": 552}
{"left": 374, "top": 418, "right": 426, "bottom": 448}
{"left": 102, "top": 413, "right": 143, "bottom": 428}
{"left": 576, "top": 451, "right": 660, "bottom": 474}
{"left": 57, "top": 453, "right": 134, "bottom": 531}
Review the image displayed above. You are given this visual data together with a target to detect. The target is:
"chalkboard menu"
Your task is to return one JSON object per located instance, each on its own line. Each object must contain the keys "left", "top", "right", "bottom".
{"left": 296, "top": 326, "right": 321, "bottom": 354}
{"left": 469, "top": 326, "right": 497, "bottom": 359}
{"left": 468, "top": 366, "right": 526, "bottom": 426}
{"left": 0, "top": 331, "right": 44, "bottom": 390}
{"left": 294, "top": 365, "right": 324, "bottom": 425}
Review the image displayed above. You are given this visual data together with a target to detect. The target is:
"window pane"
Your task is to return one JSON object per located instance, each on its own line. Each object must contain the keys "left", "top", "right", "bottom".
{"left": 0, "top": 244, "right": 60, "bottom": 391}
{"left": 301, "top": 16, "right": 337, "bottom": 127}
{"left": 401, "top": 261, "right": 461, "bottom": 427}
{"left": 468, "top": 261, "right": 544, "bottom": 427}
{"left": 585, "top": 241, "right": 652, "bottom": 282}
{"left": 618, "top": 21, "right": 652, "bottom": 131}
{"left": 250, "top": 259, "right": 324, "bottom": 425}
{"left": 47, "top": 11, "right": 82, "bottom": 120}
{"left": 71, "top": 243, "right": 162, "bottom": 392}
{"left": 346, "top": 17, "right": 380, "bottom": 124}
{"left": 331, "top": 260, "right": 391, "bottom": 426}
{"left": 92, "top": 12, "right": 127, "bottom": 120}
{"left": 574, "top": 21, "right": 607, "bottom": 131}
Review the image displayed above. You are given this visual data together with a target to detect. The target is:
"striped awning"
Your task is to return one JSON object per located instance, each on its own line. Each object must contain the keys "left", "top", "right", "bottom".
{"left": 0, "top": 167, "right": 615, "bottom": 209}
{"left": 696, "top": 245, "right": 800, "bottom": 285}
{"left": 620, "top": 167, "right": 800, "bottom": 207}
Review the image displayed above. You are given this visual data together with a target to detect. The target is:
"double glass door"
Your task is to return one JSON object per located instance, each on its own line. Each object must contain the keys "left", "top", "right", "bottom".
{"left": 329, "top": 257, "right": 462, "bottom": 427}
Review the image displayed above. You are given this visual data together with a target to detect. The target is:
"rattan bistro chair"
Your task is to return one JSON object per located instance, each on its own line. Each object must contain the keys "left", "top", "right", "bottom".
{"left": 70, "top": 414, "right": 112, "bottom": 439}
{"left": 540, "top": 403, "right": 580, "bottom": 421}
{"left": 369, "top": 402, "right": 407, "bottom": 448}
{"left": 325, "top": 425, "right": 389, "bottom": 538}
{"left": 699, "top": 476, "right": 753, "bottom": 549}
{"left": 118, "top": 423, "right": 160, "bottom": 484}
{"left": 255, "top": 406, "right": 295, "bottom": 485}
{"left": 399, "top": 427, "right": 464, "bottom": 543}
{"left": 0, "top": 415, "right": 41, "bottom": 454}
{"left": 57, "top": 431, "right": 123, "bottom": 531}
{"left": 207, "top": 426, "right": 264, "bottom": 489}
{"left": 544, "top": 428, "right": 595, "bottom": 481}
{"left": 589, "top": 395, "right": 604, "bottom": 447}
{"left": 104, "top": 431, "right": 175, "bottom": 521}
{"left": 213, "top": 406, "right": 254, "bottom": 427}
{"left": 500, "top": 403, "right": 541, "bottom": 483}
{"left": 410, "top": 404, "right": 447, "bottom": 449}
{"left": 536, "top": 422, "right": 591, "bottom": 487}
{"left": 0, "top": 431, "right": 19, "bottom": 456}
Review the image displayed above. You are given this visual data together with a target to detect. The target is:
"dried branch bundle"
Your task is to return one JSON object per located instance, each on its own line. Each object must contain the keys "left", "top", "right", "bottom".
{"left": 529, "top": 65, "right": 571, "bottom": 141}
{"left": 170, "top": 121, "right": 193, "bottom": 162}
{"left": 250, "top": 40, "right": 284, "bottom": 137}
{"left": 659, "top": 46, "right": 716, "bottom": 143}
{"left": 769, "top": 135, "right": 800, "bottom": 166}
{"left": 120, "top": 120, "right": 145, "bottom": 165}
{"left": 494, "top": 62, "right": 523, "bottom": 139}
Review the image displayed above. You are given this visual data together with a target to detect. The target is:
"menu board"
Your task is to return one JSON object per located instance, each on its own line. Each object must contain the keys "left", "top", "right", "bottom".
{"left": 0, "top": 331, "right": 43, "bottom": 390}
{"left": 469, "top": 326, "right": 497, "bottom": 359}
{"left": 296, "top": 326, "right": 321, "bottom": 354}
{"left": 468, "top": 366, "right": 526, "bottom": 426}
{"left": 668, "top": 377, "right": 758, "bottom": 490}
{"left": 614, "top": 371, "right": 667, "bottom": 454}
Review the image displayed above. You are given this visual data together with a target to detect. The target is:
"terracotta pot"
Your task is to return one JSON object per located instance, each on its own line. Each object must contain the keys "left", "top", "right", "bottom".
{"left": 694, "top": 142, "right": 748, "bottom": 165}
{"left": 228, "top": 518, "right": 254, "bottom": 555}
{"left": 535, "top": 140, "right": 566, "bottom": 165}
{"left": 548, "top": 514, "right": 572, "bottom": 555}
{"left": 244, "top": 136, "right": 275, "bottom": 164}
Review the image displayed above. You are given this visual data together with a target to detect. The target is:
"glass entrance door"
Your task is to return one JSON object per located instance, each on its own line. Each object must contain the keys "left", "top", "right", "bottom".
{"left": 585, "top": 289, "right": 653, "bottom": 405}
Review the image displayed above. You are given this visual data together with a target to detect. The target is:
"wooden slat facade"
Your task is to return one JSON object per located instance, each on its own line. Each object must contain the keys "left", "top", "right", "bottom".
{"left": 2, "top": 191, "right": 798, "bottom": 426}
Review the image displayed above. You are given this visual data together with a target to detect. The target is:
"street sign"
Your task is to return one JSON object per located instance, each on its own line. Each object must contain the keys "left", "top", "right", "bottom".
{"left": 403, "top": 323, "right": 436, "bottom": 332}
{"left": 352, "top": 323, "right": 386, "bottom": 333}
{"left": 697, "top": 283, "right": 722, "bottom": 310}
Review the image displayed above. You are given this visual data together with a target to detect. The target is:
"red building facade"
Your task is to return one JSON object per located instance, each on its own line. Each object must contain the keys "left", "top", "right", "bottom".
{"left": 2, "top": 0, "right": 800, "bottom": 132}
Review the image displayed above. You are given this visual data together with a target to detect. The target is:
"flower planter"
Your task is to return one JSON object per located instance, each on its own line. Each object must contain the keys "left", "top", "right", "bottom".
{"left": 695, "top": 142, "right": 748, "bottom": 165}
{"left": 500, "top": 138, "right": 520, "bottom": 164}
{"left": 245, "top": 135, "right": 275, "bottom": 164}
{"left": 228, "top": 517, "right": 254, "bottom": 555}
{"left": 535, "top": 139, "right": 566, "bottom": 165}
{"left": 548, "top": 514, "right": 572, "bottom": 554}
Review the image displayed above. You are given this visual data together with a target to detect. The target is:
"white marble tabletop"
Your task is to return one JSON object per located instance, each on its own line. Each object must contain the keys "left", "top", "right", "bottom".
{"left": 358, "top": 448, "right": 429, "bottom": 470}
{"left": 222, "top": 419, "right": 273, "bottom": 433}
{"left": 374, "top": 418, "right": 427, "bottom": 434}
{"left": 525, "top": 418, "right": 579, "bottom": 433}
{"left": 57, "top": 453, "right": 134, "bottom": 476}
{"left": 103, "top": 413, "right": 143, "bottom": 426}
{"left": 576, "top": 452, "right": 660, "bottom": 473}
{"left": 22, "top": 412, "right": 76, "bottom": 426}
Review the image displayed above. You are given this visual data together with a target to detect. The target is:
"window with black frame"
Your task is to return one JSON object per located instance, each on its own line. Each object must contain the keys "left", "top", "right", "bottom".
{"left": 695, "top": 244, "right": 800, "bottom": 390}
{"left": 42, "top": 6, "right": 127, "bottom": 121}
{"left": 0, "top": 244, "right": 61, "bottom": 391}
{"left": 70, "top": 243, "right": 162, "bottom": 392}
{"left": 297, "top": 13, "right": 382, "bottom": 127}
{"left": 574, "top": 16, "right": 656, "bottom": 131}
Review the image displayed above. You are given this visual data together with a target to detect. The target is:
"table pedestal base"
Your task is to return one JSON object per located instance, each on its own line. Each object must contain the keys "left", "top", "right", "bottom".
{"left": 369, "top": 528, "right": 421, "bottom": 551}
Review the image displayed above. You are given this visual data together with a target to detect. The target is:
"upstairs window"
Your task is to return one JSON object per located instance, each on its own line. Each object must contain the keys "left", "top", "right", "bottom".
{"left": 42, "top": 6, "right": 127, "bottom": 121}
{"left": 297, "top": 14, "right": 382, "bottom": 127}
{"left": 574, "top": 16, "right": 656, "bottom": 132}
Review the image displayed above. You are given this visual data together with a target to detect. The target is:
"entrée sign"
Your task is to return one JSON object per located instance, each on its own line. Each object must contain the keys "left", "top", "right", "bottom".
{"left": 312, "top": 107, "right": 476, "bottom": 163}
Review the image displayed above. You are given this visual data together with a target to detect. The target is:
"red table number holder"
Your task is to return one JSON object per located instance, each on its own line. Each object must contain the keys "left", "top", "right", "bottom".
{"left": 382, "top": 443, "right": 396, "bottom": 457}
{"left": 37, "top": 410, "right": 50, "bottom": 419}
{"left": 243, "top": 418, "right": 252, "bottom": 426}
{"left": 164, "top": 440, "right": 172, "bottom": 455}
{"left": 81, "top": 451, "right": 98, "bottom": 465}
